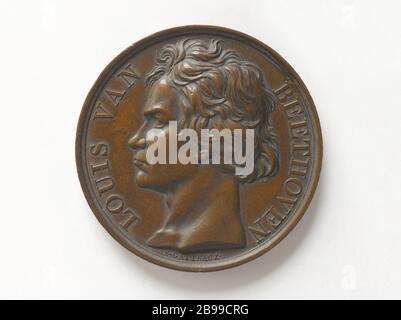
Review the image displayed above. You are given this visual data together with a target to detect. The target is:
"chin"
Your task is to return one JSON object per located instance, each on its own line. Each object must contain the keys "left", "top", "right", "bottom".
{"left": 135, "top": 171, "right": 150, "bottom": 187}
{"left": 135, "top": 171, "right": 160, "bottom": 189}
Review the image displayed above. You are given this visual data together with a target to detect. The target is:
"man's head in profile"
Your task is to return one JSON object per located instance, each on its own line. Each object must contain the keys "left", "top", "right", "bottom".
{"left": 128, "top": 39, "right": 279, "bottom": 254}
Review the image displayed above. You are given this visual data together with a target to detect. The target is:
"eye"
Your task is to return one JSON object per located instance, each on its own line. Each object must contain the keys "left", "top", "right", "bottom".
{"left": 153, "top": 117, "right": 166, "bottom": 128}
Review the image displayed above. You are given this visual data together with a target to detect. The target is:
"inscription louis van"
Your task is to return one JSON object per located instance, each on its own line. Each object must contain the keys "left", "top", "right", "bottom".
{"left": 88, "top": 141, "right": 140, "bottom": 231}
{"left": 93, "top": 63, "right": 140, "bottom": 121}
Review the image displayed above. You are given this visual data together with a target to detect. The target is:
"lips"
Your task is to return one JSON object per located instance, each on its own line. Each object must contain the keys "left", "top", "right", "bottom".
{"left": 134, "top": 158, "right": 149, "bottom": 171}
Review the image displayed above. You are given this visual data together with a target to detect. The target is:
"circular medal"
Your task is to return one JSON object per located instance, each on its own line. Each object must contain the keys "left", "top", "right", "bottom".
{"left": 76, "top": 26, "right": 322, "bottom": 271}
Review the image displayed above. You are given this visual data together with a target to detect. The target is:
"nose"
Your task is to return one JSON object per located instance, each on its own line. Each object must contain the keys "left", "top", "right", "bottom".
{"left": 128, "top": 132, "right": 146, "bottom": 149}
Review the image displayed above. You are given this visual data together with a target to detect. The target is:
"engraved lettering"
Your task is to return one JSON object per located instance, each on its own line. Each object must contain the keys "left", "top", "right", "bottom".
{"left": 248, "top": 80, "right": 312, "bottom": 244}
{"left": 284, "top": 102, "right": 304, "bottom": 119}
{"left": 248, "top": 205, "right": 285, "bottom": 243}
{"left": 266, "top": 205, "right": 286, "bottom": 222}
{"left": 106, "top": 194, "right": 124, "bottom": 213}
{"left": 95, "top": 176, "right": 115, "bottom": 195}
{"left": 120, "top": 208, "right": 140, "bottom": 230}
{"left": 117, "top": 63, "right": 140, "bottom": 87}
{"left": 273, "top": 81, "right": 294, "bottom": 103}
{"left": 89, "top": 142, "right": 108, "bottom": 156}
{"left": 88, "top": 141, "right": 140, "bottom": 232}
{"left": 92, "top": 64, "right": 140, "bottom": 123}
{"left": 248, "top": 218, "right": 272, "bottom": 243}
{"left": 106, "top": 89, "right": 125, "bottom": 107}
{"left": 292, "top": 143, "right": 310, "bottom": 157}
{"left": 276, "top": 195, "right": 298, "bottom": 214}
{"left": 93, "top": 101, "right": 114, "bottom": 120}
{"left": 284, "top": 177, "right": 303, "bottom": 196}
{"left": 90, "top": 160, "right": 110, "bottom": 175}
{"left": 289, "top": 158, "right": 309, "bottom": 176}
{"left": 289, "top": 119, "right": 308, "bottom": 129}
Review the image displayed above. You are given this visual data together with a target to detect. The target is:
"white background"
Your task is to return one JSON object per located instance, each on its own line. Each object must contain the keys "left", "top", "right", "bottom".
{"left": 1, "top": 0, "right": 400, "bottom": 299}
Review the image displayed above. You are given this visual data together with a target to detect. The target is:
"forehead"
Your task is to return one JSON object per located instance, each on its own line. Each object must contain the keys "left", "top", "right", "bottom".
{"left": 143, "top": 78, "right": 179, "bottom": 114}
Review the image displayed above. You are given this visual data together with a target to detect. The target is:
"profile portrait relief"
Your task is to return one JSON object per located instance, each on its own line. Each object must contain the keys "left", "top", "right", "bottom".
{"left": 128, "top": 39, "right": 279, "bottom": 254}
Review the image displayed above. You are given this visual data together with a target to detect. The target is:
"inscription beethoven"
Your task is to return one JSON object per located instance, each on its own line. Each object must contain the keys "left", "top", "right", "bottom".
{"left": 248, "top": 80, "right": 311, "bottom": 243}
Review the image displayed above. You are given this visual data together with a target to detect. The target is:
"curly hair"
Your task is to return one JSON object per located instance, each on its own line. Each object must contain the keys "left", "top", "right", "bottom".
{"left": 145, "top": 39, "right": 279, "bottom": 183}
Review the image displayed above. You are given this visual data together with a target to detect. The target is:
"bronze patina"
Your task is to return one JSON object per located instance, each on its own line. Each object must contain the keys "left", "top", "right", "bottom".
{"left": 76, "top": 26, "right": 322, "bottom": 271}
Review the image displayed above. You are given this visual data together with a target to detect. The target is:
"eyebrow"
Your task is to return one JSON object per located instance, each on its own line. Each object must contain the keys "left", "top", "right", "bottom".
{"left": 143, "top": 105, "right": 169, "bottom": 117}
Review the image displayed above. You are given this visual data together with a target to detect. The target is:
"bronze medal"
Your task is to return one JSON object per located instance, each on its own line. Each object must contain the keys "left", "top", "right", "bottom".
{"left": 76, "top": 26, "right": 322, "bottom": 271}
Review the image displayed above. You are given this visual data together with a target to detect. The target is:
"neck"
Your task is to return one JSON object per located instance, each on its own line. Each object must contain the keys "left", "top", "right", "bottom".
{"left": 147, "top": 168, "right": 246, "bottom": 253}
